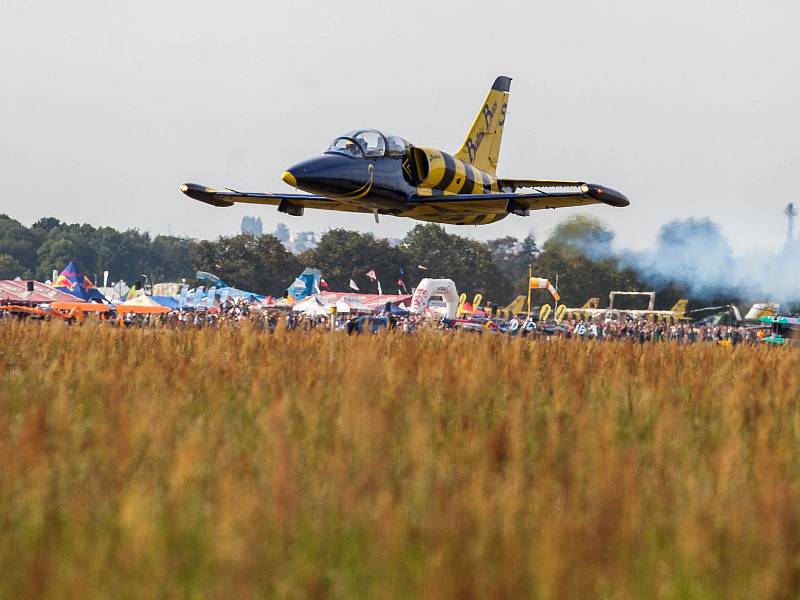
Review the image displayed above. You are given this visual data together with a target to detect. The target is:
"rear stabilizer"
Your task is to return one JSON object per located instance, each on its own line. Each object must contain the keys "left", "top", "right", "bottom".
{"left": 670, "top": 299, "right": 689, "bottom": 317}
{"left": 453, "top": 76, "right": 511, "bottom": 176}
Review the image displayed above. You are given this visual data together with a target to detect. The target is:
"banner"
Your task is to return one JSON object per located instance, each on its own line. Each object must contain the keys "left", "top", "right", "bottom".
{"left": 287, "top": 268, "right": 322, "bottom": 300}
{"left": 193, "top": 286, "right": 205, "bottom": 307}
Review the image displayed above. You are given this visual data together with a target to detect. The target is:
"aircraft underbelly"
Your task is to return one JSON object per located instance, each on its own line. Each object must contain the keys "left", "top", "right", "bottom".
{"left": 402, "top": 209, "right": 508, "bottom": 225}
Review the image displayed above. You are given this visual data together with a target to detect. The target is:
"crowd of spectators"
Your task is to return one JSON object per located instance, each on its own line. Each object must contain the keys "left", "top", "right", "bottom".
{"left": 0, "top": 298, "right": 773, "bottom": 344}
{"left": 544, "top": 319, "right": 763, "bottom": 344}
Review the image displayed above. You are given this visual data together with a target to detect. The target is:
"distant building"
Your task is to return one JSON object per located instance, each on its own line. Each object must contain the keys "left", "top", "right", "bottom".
{"left": 274, "top": 222, "right": 290, "bottom": 242}
{"left": 241, "top": 216, "right": 263, "bottom": 236}
{"left": 287, "top": 231, "right": 318, "bottom": 254}
{"left": 785, "top": 203, "right": 797, "bottom": 246}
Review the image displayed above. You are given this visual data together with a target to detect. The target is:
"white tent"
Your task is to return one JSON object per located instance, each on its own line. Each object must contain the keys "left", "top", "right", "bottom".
{"left": 96, "top": 287, "right": 123, "bottom": 304}
{"left": 292, "top": 295, "right": 332, "bottom": 316}
{"left": 335, "top": 296, "right": 372, "bottom": 314}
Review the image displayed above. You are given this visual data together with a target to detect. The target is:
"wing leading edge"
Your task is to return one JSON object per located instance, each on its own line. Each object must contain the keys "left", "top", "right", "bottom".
{"left": 180, "top": 183, "right": 374, "bottom": 215}
{"left": 407, "top": 183, "right": 629, "bottom": 211}
{"left": 181, "top": 180, "right": 628, "bottom": 222}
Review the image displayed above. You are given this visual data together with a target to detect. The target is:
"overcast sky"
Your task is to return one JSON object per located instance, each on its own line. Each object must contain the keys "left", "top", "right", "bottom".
{"left": 3, "top": 0, "right": 799, "bottom": 252}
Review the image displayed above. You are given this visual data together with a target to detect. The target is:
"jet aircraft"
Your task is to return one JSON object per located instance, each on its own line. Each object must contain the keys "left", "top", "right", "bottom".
{"left": 181, "top": 76, "right": 629, "bottom": 225}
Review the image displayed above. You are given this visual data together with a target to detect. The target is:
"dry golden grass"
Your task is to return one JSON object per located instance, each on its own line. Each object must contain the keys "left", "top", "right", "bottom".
{"left": 2, "top": 320, "right": 800, "bottom": 599}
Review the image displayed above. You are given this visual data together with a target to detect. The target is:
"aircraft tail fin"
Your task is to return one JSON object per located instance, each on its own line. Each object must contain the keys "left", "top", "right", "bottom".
{"left": 582, "top": 297, "right": 600, "bottom": 309}
{"left": 671, "top": 299, "right": 688, "bottom": 317}
{"left": 453, "top": 76, "right": 511, "bottom": 176}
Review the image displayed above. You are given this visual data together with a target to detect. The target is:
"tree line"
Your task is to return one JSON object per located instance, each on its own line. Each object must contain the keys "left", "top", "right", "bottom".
{"left": 1, "top": 213, "right": 693, "bottom": 308}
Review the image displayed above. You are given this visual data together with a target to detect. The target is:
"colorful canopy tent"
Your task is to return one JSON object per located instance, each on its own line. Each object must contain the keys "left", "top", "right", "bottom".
{"left": 116, "top": 295, "right": 170, "bottom": 314}
{"left": 52, "top": 262, "right": 106, "bottom": 302}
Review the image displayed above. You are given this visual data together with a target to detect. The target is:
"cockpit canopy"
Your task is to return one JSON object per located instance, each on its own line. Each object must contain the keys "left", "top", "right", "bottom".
{"left": 325, "top": 129, "right": 408, "bottom": 159}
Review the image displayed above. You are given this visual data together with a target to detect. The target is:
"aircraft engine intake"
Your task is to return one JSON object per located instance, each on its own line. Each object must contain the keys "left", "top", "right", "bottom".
{"left": 408, "top": 147, "right": 496, "bottom": 195}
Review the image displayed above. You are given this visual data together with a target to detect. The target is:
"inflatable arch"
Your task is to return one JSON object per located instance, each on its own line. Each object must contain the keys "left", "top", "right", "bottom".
{"left": 410, "top": 278, "right": 460, "bottom": 319}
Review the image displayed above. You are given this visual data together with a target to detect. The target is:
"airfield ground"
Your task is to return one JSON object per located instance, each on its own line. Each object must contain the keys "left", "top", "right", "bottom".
{"left": 2, "top": 321, "right": 800, "bottom": 598}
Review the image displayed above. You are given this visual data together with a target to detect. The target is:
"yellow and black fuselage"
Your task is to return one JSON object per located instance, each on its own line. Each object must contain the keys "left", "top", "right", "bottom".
{"left": 281, "top": 140, "right": 508, "bottom": 225}
{"left": 181, "top": 76, "right": 630, "bottom": 225}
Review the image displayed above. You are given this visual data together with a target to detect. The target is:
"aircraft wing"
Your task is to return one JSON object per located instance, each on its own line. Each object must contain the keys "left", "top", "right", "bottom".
{"left": 408, "top": 183, "right": 629, "bottom": 212}
{"left": 180, "top": 183, "right": 374, "bottom": 215}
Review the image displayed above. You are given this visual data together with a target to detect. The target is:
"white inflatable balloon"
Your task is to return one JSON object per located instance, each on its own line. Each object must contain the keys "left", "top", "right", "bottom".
{"left": 410, "top": 278, "right": 459, "bottom": 319}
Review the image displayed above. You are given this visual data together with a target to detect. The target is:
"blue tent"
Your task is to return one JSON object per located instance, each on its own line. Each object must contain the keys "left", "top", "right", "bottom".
{"left": 378, "top": 302, "right": 410, "bottom": 316}
{"left": 52, "top": 261, "right": 106, "bottom": 302}
{"left": 151, "top": 295, "right": 180, "bottom": 310}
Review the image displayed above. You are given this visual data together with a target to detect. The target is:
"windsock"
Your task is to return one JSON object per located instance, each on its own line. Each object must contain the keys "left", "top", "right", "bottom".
{"left": 529, "top": 277, "right": 561, "bottom": 302}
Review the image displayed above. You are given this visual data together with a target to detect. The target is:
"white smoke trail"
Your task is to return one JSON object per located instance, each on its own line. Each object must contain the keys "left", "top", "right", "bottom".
{"left": 630, "top": 219, "right": 800, "bottom": 303}
{"left": 571, "top": 218, "right": 800, "bottom": 303}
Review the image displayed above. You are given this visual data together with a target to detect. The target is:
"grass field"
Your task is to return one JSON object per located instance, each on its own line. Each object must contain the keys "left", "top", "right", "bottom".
{"left": 2, "top": 321, "right": 800, "bottom": 599}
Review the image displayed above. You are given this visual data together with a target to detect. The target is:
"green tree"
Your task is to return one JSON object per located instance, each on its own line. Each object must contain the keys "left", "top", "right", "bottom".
{"left": 31, "top": 217, "right": 63, "bottom": 233}
{"left": 303, "top": 229, "right": 409, "bottom": 293}
{"left": 0, "top": 254, "right": 24, "bottom": 279}
{"left": 517, "top": 215, "right": 642, "bottom": 307}
{"left": 530, "top": 248, "right": 641, "bottom": 308}
{"left": 543, "top": 214, "right": 614, "bottom": 258}
{"left": 193, "top": 233, "right": 299, "bottom": 295}
{"left": 0, "top": 215, "right": 39, "bottom": 276}
{"left": 35, "top": 224, "right": 101, "bottom": 280}
{"left": 148, "top": 236, "right": 196, "bottom": 282}
{"left": 402, "top": 224, "right": 512, "bottom": 302}
{"left": 37, "top": 236, "right": 82, "bottom": 280}
{"left": 487, "top": 233, "right": 538, "bottom": 284}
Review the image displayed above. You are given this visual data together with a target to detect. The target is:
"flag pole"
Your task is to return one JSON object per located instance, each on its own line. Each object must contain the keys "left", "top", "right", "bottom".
{"left": 526, "top": 263, "right": 532, "bottom": 320}
{"left": 554, "top": 273, "right": 559, "bottom": 319}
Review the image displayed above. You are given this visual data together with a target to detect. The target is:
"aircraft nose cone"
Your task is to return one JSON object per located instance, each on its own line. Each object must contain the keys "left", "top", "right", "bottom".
{"left": 281, "top": 170, "right": 297, "bottom": 187}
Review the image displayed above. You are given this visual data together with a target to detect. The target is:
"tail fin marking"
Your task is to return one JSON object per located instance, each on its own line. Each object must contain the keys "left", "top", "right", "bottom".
{"left": 453, "top": 76, "right": 511, "bottom": 176}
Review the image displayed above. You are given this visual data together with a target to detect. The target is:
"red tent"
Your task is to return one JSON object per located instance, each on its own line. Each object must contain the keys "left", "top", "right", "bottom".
{"left": 0, "top": 280, "right": 82, "bottom": 304}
